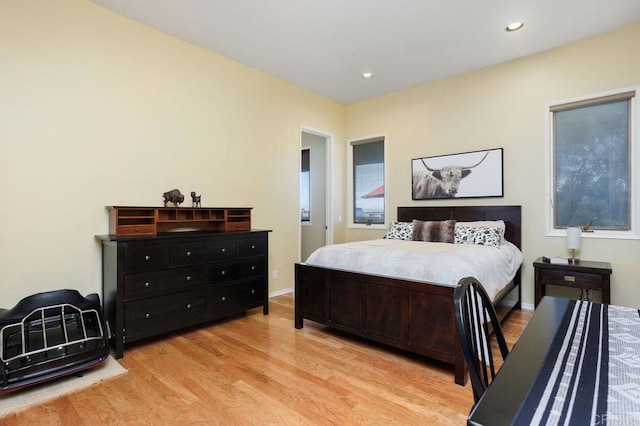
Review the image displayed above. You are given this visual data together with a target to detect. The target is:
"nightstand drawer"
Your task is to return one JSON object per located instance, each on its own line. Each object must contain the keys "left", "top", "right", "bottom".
{"left": 534, "top": 257, "right": 612, "bottom": 307}
{"left": 538, "top": 269, "right": 602, "bottom": 288}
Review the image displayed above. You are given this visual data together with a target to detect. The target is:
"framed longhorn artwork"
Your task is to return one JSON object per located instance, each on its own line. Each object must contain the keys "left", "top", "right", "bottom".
{"left": 411, "top": 148, "right": 504, "bottom": 200}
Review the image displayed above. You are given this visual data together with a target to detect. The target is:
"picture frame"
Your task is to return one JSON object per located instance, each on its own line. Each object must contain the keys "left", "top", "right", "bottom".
{"left": 411, "top": 148, "right": 504, "bottom": 200}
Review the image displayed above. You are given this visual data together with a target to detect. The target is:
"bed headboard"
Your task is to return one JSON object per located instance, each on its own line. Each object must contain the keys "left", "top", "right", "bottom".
{"left": 397, "top": 205, "right": 522, "bottom": 249}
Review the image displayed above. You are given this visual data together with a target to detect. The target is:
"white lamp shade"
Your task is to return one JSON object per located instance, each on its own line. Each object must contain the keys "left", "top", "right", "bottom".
{"left": 566, "top": 227, "right": 581, "bottom": 250}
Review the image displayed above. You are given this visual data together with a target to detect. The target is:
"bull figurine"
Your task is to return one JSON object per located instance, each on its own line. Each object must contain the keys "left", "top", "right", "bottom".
{"left": 191, "top": 192, "right": 202, "bottom": 208}
{"left": 412, "top": 151, "right": 489, "bottom": 199}
{"left": 162, "top": 189, "right": 184, "bottom": 207}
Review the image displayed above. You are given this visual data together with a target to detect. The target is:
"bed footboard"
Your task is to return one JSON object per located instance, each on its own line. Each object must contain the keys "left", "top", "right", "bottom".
{"left": 294, "top": 262, "right": 520, "bottom": 386}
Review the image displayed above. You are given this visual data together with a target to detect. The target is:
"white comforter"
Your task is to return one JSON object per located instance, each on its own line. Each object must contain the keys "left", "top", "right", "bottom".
{"left": 304, "top": 239, "right": 523, "bottom": 301}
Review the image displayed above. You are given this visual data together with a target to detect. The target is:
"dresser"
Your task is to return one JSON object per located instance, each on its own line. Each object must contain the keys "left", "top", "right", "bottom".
{"left": 97, "top": 230, "right": 270, "bottom": 358}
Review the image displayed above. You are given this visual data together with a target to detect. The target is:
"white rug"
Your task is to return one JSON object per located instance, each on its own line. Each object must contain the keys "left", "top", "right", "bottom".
{"left": 0, "top": 356, "right": 127, "bottom": 418}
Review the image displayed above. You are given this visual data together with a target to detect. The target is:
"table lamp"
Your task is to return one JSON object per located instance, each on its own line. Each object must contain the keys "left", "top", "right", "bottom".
{"left": 566, "top": 227, "right": 581, "bottom": 264}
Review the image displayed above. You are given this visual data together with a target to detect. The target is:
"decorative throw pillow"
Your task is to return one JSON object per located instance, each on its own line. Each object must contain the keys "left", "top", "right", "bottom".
{"left": 454, "top": 226, "right": 502, "bottom": 247}
{"left": 411, "top": 219, "right": 456, "bottom": 243}
{"left": 383, "top": 221, "right": 413, "bottom": 240}
{"left": 456, "top": 220, "right": 505, "bottom": 239}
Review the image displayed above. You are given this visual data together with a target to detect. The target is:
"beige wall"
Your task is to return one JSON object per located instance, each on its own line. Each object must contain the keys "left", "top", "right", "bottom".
{"left": 2, "top": 0, "right": 639, "bottom": 310}
{"left": 345, "top": 23, "right": 640, "bottom": 308}
{"left": 0, "top": 0, "right": 346, "bottom": 306}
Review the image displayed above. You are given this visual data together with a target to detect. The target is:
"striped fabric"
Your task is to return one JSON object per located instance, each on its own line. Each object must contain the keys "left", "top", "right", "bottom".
{"left": 514, "top": 300, "right": 640, "bottom": 425}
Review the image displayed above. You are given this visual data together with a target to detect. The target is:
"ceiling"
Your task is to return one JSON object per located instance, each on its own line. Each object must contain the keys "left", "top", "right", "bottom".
{"left": 88, "top": 0, "right": 640, "bottom": 105}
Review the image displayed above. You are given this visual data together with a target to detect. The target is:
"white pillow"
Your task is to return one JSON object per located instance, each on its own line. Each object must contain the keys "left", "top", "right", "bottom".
{"left": 383, "top": 221, "right": 413, "bottom": 240}
{"left": 456, "top": 220, "right": 505, "bottom": 238}
{"left": 454, "top": 220, "right": 506, "bottom": 247}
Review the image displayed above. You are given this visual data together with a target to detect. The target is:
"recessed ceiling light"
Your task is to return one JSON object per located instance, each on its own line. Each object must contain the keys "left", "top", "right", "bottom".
{"left": 361, "top": 72, "right": 374, "bottom": 79}
{"left": 505, "top": 22, "right": 524, "bottom": 32}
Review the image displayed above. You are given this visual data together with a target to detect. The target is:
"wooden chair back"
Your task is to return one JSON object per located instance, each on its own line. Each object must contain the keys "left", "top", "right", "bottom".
{"left": 454, "top": 277, "right": 509, "bottom": 403}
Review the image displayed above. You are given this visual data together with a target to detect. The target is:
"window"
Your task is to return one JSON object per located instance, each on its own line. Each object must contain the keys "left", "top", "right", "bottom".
{"left": 300, "top": 148, "right": 310, "bottom": 222}
{"left": 549, "top": 89, "right": 637, "bottom": 236}
{"left": 350, "top": 136, "right": 385, "bottom": 226}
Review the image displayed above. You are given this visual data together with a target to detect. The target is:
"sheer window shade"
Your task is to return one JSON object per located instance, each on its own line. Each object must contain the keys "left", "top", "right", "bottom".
{"left": 552, "top": 92, "right": 634, "bottom": 230}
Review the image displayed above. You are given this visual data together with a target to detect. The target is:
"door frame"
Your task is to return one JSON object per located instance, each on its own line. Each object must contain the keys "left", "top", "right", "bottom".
{"left": 299, "top": 126, "right": 333, "bottom": 261}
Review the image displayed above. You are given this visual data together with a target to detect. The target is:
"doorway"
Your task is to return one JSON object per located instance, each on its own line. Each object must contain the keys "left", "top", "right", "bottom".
{"left": 300, "top": 128, "right": 332, "bottom": 261}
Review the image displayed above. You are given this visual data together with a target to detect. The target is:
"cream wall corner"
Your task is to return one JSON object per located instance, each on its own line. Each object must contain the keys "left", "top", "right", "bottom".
{"left": 2, "top": 0, "right": 638, "bottom": 310}
{"left": 345, "top": 23, "right": 640, "bottom": 308}
{"left": 0, "top": 0, "right": 346, "bottom": 306}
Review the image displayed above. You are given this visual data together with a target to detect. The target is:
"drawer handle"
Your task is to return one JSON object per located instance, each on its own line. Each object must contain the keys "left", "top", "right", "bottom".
{"left": 186, "top": 251, "right": 192, "bottom": 257}
{"left": 135, "top": 227, "right": 139, "bottom": 233}
{"left": 145, "top": 313, "right": 150, "bottom": 319}
{"left": 251, "top": 266, "right": 256, "bottom": 271}
{"left": 221, "top": 296, "right": 226, "bottom": 301}
{"left": 144, "top": 282, "right": 150, "bottom": 288}
{"left": 251, "top": 245, "right": 256, "bottom": 249}
{"left": 221, "top": 248, "right": 226, "bottom": 253}
{"left": 186, "top": 276, "right": 192, "bottom": 281}
{"left": 564, "top": 275, "right": 576, "bottom": 282}
{"left": 144, "top": 255, "right": 151, "bottom": 261}
{"left": 186, "top": 303, "right": 192, "bottom": 309}
{"left": 221, "top": 270, "right": 226, "bottom": 276}
{"left": 251, "top": 289, "right": 256, "bottom": 294}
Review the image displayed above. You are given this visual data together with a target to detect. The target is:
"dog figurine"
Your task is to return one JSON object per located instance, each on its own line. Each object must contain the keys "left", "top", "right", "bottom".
{"left": 191, "top": 192, "right": 202, "bottom": 208}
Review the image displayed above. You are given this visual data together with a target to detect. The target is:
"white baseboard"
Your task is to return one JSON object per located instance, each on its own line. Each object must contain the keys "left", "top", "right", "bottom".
{"left": 269, "top": 287, "right": 292, "bottom": 298}
{"left": 521, "top": 302, "right": 535, "bottom": 311}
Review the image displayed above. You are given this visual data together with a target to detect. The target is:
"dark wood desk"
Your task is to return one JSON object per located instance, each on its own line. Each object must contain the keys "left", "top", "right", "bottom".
{"left": 468, "top": 296, "right": 570, "bottom": 425}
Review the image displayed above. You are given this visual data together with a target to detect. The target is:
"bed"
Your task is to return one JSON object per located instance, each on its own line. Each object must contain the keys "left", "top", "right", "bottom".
{"left": 294, "top": 205, "right": 522, "bottom": 385}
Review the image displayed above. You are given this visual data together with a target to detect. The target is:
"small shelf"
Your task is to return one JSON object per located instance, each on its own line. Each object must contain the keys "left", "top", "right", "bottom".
{"left": 116, "top": 208, "right": 155, "bottom": 218}
{"left": 107, "top": 206, "right": 252, "bottom": 236}
{"left": 225, "top": 209, "right": 252, "bottom": 231}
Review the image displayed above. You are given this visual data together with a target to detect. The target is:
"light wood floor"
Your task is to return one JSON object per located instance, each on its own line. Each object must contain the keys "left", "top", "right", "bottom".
{"left": 2, "top": 293, "right": 532, "bottom": 425}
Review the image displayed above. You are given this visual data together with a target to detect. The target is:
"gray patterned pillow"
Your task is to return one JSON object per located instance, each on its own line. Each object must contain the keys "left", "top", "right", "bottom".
{"left": 383, "top": 221, "right": 413, "bottom": 240}
{"left": 411, "top": 219, "right": 456, "bottom": 243}
{"left": 455, "top": 226, "right": 502, "bottom": 247}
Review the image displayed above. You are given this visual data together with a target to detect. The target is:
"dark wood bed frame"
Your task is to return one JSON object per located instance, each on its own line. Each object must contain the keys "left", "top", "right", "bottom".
{"left": 294, "top": 205, "right": 522, "bottom": 385}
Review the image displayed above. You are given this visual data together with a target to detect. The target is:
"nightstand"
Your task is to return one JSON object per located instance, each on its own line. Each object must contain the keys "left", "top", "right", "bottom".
{"left": 533, "top": 258, "right": 612, "bottom": 307}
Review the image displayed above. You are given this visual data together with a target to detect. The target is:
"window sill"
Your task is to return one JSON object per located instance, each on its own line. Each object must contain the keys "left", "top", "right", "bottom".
{"left": 348, "top": 223, "right": 386, "bottom": 230}
{"left": 547, "top": 229, "right": 640, "bottom": 240}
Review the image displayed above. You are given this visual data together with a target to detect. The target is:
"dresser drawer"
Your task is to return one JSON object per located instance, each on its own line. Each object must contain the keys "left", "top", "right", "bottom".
{"left": 226, "top": 221, "right": 251, "bottom": 232}
{"left": 206, "top": 240, "right": 238, "bottom": 261}
{"left": 237, "top": 237, "right": 266, "bottom": 257}
{"left": 116, "top": 225, "right": 156, "bottom": 236}
{"left": 124, "top": 244, "right": 169, "bottom": 272}
{"left": 240, "top": 258, "right": 265, "bottom": 278}
{"left": 170, "top": 242, "right": 206, "bottom": 267}
{"left": 206, "top": 278, "right": 265, "bottom": 316}
{"left": 124, "top": 290, "right": 205, "bottom": 339}
{"left": 209, "top": 261, "right": 244, "bottom": 283}
{"left": 538, "top": 269, "right": 602, "bottom": 288}
{"left": 124, "top": 266, "right": 205, "bottom": 299}
{"left": 209, "top": 258, "right": 265, "bottom": 283}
